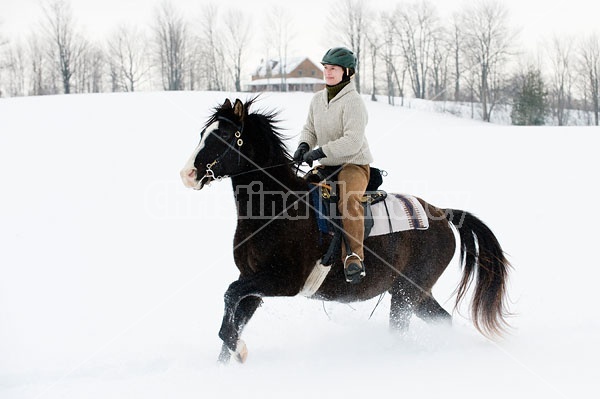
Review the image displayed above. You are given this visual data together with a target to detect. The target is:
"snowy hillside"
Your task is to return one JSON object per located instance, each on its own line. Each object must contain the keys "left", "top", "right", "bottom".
{"left": 1, "top": 91, "right": 599, "bottom": 399}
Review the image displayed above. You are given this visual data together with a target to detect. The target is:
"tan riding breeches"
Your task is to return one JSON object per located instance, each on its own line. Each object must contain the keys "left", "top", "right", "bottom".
{"left": 337, "top": 164, "right": 370, "bottom": 261}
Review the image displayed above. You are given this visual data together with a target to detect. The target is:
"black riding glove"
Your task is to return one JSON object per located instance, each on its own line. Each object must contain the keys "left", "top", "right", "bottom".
{"left": 302, "top": 148, "right": 326, "bottom": 167}
{"left": 293, "top": 142, "right": 309, "bottom": 163}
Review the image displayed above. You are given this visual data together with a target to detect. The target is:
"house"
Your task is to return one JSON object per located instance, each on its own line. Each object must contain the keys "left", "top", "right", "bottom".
{"left": 246, "top": 57, "right": 325, "bottom": 93}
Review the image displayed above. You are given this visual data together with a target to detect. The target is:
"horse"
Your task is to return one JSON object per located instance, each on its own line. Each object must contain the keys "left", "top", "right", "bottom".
{"left": 180, "top": 98, "right": 511, "bottom": 364}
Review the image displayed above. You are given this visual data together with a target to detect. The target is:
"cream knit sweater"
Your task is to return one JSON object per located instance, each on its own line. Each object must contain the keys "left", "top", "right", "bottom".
{"left": 299, "top": 80, "right": 373, "bottom": 166}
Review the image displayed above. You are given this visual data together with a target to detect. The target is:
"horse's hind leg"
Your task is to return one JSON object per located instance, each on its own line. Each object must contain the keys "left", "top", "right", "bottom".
{"left": 389, "top": 216, "right": 455, "bottom": 332}
{"left": 218, "top": 295, "right": 262, "bottom": 363}
{"left": 390, "top": 280, "right": 452, "bottom": 332}
{"left": 415, "top": 295, "right": 452, "bottom": 326}
{"left": 389, "top": 278, "right": 423, "bottom": 332}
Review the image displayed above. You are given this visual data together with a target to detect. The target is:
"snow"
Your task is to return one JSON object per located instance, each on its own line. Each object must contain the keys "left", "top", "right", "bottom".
{"left": 1, "top": 90, "right": 599, "bottom": 398}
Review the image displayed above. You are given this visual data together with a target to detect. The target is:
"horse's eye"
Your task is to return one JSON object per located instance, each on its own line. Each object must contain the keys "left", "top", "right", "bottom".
{"left": 218, "top": 129, "right": 233, "bottom": 140}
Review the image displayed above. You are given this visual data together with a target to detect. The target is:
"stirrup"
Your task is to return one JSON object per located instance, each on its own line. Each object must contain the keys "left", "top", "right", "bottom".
{"left": 344, "top": 253, "right": 366, "bottom": 284}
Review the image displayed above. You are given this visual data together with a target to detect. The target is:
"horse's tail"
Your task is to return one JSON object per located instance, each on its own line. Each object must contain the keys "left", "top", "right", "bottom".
{"left": 445, "top": 209, "right": 511, "bottom": 339}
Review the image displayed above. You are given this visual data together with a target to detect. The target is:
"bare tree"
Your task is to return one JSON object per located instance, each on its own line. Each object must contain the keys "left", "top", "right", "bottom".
{"left": 28, "top": 34, "right": 52, "bottom": 95}
{"left": 197, "top": 4, "right": 227, "bottom": 91}
{"left": 265, "top": 6, "right": 294, "bottom": 92}
{"left": 153, "top": 1, "right": 188, "bottom": 91}
{"left": 381, "top": 12, "right": 406, "bottom": 105}
{"left": 3, "top": 41, "right": 27, "bottom": 96}
{"left": 41, "top": 0, "right": 86, "bottom": 94}
{"left": 460, "top": 0, "right": 515, "bottom": 121}
{"left": 327, "top": 0, "right": 370, "bottom": 93}
{"left": 579, "top": 33, "right": 600, "bottom": 125}
{"left": 449, "top": 14, "right": 464, "bottom": 101}
{"left": 391, "top": 0, "right": 440, "bottom": 99}
{"left": 429, "top": 29, "right": 450, "bottom": 100}
{"left": 72, "top": 43, "right": 98, "bottom": 93}
{"left": 366, "top": 19, "right": 385, "bottom": 101}
{"left": 107, "top": 25, "right": 150, "bottom": 92}
{"left": 222, "top": 9, "right": 252, "bottom": 92}
{"left": 0, "top": 22, "right": 8, "bottom": 96}
{"left": 546, "top": 36, "right": 575, "bottom": 126}
{"left": 366, "top": 30, "right": 382, "bottom": 101}
{"left": 381, "top": 14, "right": 396, "bottom": 104}
{"left": 76, "top": 44, "right": 104, "bottom": 93}
{"left": 186, "top": 41, "right": 202, "bottom": 91}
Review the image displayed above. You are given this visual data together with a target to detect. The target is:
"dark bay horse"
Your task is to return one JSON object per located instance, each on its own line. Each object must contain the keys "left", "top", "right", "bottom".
{"left": 180, "top": 98, "right": 510, "bottom": 363}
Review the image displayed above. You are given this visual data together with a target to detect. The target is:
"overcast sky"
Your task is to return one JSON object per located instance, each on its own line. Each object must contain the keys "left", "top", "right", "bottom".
{"left": 1, "top": 0, "right": 598, "bottom": 69}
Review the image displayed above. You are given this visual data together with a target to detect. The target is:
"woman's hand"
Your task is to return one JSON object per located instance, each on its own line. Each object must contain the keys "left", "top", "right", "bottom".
{"left": 293, "top": 142, "right": 309, "bottom": 164}
{"left": 302, "top": 148, "right": 326, "bottom": 167}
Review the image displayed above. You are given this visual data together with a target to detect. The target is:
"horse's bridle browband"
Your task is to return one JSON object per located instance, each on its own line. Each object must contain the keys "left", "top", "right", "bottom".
{"left": 216, "top": 115, "right": 243, "bottom": 133}
{"left": 198, "top": 116, "right": 245, "bottom": 187}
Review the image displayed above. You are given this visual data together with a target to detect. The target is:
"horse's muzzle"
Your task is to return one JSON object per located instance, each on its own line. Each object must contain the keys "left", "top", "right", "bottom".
{"left": 180, "top": 166, "right": 213, "bottom": 190}
{"left": 181, "top": 167, "right": 200, "bottom": 189}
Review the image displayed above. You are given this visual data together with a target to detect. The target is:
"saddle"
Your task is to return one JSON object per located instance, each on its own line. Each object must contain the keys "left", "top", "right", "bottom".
{"left": 300, "top": 166, "right": 430, "bottom": 296}
{"left": 307, "top": 165, "right": 385, "bottom": 193}
{"left": 306, "top": 165, "right": 387, "bottom": 266}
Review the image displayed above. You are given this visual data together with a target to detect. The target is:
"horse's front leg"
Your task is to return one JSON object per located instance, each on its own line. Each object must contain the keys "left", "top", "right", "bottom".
{"left": 217, "top": 272, "right": 301, "bottom": 364}
{"left": 218, "top": 294, "right": 262, "bottom": 363}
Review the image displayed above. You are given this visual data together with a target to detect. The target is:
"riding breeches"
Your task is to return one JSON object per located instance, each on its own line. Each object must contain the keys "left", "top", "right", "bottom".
{"left": 337, "top": 164, "right": 370, "bottom": 261}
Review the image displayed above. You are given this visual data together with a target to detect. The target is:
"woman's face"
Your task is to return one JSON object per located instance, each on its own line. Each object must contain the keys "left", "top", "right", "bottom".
{"left": 323, "top": 64, "right": 344, "bottom": 86}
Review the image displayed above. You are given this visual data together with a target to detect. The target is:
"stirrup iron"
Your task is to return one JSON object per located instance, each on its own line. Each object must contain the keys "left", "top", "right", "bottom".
{"left": 344, "top": 253, "right": 365, "bottom": 284}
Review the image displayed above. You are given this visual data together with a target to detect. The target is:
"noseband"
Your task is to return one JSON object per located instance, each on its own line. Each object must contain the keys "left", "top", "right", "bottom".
{"left": 198, "top": 116, "right": 245, "bottom": 187}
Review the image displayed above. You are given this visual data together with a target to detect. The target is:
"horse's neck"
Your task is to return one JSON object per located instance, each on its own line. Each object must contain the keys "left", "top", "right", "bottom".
{"left": 232, "top": 170, "right": 308, "bottom": 220}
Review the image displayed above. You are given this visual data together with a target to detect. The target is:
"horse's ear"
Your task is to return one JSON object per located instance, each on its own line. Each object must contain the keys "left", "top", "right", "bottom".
{"left": 233, "top": 99, "right": 244, "bottom": 120}
{"left": 222, "top": 99, "right": 233, "bottom": 110}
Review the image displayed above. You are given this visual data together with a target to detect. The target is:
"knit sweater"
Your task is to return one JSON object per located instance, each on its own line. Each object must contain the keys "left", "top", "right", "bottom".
{"left": 299, "top": 80, "right": 373, "bottom": 166}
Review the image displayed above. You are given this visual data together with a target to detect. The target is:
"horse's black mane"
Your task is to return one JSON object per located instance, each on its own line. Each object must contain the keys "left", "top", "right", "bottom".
{"left": 206, "top": 97, "right": 292, "bottom": 165}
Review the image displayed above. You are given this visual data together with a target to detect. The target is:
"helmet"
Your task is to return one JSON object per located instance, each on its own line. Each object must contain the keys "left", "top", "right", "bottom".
{"left": 321, "top": 47, "right": 357, "bottom": 69}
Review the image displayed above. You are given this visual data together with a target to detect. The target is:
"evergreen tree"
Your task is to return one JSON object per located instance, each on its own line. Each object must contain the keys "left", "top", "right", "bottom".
{"left": 511, "top": 68, "right": 549, "bottom": 125}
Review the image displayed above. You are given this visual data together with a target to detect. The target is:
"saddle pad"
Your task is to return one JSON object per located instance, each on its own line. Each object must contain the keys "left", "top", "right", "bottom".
{"left": 369, "top": 194, "right": 429, "bottom": 236}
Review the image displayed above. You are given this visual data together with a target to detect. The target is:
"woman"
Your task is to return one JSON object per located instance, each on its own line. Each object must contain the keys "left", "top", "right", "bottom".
{"left": 293, "top": 46, "right": 374, "bottom": 284}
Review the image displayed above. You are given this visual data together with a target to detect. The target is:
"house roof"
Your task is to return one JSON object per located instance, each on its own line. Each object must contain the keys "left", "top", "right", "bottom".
{"left": 254, "top": 57, "right": 323, "bottom": 77}
{"left": 246, "top": 77, "right": 325, "bottom": 86}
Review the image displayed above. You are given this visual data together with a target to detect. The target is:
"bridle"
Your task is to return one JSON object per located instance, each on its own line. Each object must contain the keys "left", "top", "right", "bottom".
{"left": 198, "top": 116, "right": 245, "bottom": 187}
{"left": 196, "top": 115, "right": 301, "bottom": 189}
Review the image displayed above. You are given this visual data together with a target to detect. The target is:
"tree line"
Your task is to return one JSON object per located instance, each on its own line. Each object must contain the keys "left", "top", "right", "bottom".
{"left": 329, "top": 0, "right": 600, "bottom": 125}
{"left": 1, "top": 0, "right": 599, "bottom": 126}
{"left": 0, "top": 1, "right": 252, "bottom": 96}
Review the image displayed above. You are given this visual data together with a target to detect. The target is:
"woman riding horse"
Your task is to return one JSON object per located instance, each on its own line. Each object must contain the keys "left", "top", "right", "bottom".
{"left": 294, "top": 46, "right": 373, "bottom": 285}
{"left": 180, "top": 97, "right": 510, "bottom": 364}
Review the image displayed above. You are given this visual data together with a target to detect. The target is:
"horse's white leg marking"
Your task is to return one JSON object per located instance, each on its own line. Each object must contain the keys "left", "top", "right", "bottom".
{"left": 233, "top": 339, "right": 248, "bottom": 363}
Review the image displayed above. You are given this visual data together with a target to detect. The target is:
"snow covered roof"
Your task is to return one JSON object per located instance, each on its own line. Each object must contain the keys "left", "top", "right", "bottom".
{"left": 254, "top": 57, "right": 323, "bottom": 77}
{"left": 246, "top": 77, "right": 325, "bottom": 86}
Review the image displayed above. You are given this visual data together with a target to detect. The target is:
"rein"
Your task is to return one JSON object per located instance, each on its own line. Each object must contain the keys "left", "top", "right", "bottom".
{"left": 228, "top": 161, "right": 299, "bottom": 179}
{"left": 203, "top": 161, "right": 298, "bottom": 186}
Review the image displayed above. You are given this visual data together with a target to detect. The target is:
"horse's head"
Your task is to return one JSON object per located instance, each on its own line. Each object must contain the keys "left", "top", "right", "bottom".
{"left": 180, "top": 99, "right": 249, "bottom": 190}
{"left": 181, "top": 97, "right": 291, "bottom": 190}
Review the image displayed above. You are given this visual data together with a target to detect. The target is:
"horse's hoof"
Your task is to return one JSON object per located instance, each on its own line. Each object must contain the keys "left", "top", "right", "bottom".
{"left": 218, "top": 345, "right": 232, "bottom": 364}
{"left": 233, "top": 339, "right": 248, "bottom": 363}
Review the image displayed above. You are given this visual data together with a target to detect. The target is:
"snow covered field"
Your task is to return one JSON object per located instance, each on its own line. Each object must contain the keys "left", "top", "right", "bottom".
{"left": 1, "top": 91, "right": 599, "bottom": 398}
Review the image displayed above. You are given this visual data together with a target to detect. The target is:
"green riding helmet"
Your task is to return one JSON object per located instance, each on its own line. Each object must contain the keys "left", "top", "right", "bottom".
{"left": 321, "top": 47, "right": 357, "bottom": 69}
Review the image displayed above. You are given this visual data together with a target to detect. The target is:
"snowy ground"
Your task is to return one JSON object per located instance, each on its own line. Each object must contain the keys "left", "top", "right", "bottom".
{"left": 1, "top": 91, "right": 599, "bottom": 398}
